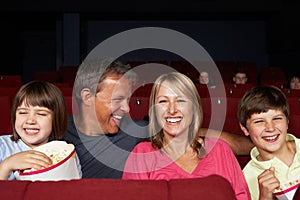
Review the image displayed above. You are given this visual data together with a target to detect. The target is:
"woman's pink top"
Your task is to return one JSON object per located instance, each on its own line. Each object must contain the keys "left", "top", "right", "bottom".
{"left": 122, "top": 138, "right": 250, "bottom": 200}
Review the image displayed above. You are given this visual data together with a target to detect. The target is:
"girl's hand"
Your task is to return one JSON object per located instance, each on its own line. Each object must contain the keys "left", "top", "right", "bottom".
{"left": 0, "top": 150, "right": 52, "bottom": 180}
{"left": 258, "top": 167, "right": 280, "bottom": 200}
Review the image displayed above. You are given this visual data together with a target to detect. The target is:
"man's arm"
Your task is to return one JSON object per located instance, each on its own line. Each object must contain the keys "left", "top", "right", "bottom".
{"left": 199, "top": 128, "right": 254, "bottom": 155}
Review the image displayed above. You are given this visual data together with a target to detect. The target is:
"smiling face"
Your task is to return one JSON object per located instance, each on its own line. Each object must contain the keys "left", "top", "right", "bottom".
{"left": 240, "top": 109, "right": 289, "bottom": 159}
{"left": 154, "top": 81, "right": 194, "bottom": 139}
{"left": 15, "top": 101, "right": 53, "bottom": 148}
{"left": 93, "top": 74, "right": 131, "bottom": 134}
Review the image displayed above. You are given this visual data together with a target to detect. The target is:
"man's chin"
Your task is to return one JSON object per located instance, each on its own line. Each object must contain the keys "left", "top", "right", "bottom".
{"left": 106, "top": 126, "right": 119, "bottom": 135}
{"left": 106, "top": 131, "right": 119, "bottom": 135}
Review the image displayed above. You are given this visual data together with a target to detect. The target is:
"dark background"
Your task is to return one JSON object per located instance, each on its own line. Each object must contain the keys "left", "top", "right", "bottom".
{"left": 1, "top": 0, "right": 300, "bottom": 82}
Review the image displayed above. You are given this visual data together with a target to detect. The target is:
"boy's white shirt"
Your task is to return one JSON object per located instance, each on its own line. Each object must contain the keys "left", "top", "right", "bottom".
{"left": 243, "top": 134, "right": 300, "bottom": 200}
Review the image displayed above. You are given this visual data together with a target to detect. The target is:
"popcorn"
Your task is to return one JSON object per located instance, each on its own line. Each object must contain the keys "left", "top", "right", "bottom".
{"left": 42, "top": 147, "right": 70, "bottom": 165}
{"left": 274, "top": 176, "right": 300, "bottom": 200}
{"left": 15, "top": 141, "right": 80, "bottom": 181}
{"left": 23, "top": 141, "right": 74, "bottom": 172}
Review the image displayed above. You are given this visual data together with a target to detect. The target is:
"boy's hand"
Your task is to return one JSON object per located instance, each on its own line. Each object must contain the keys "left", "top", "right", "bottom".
{"left": 258, "top": 167, "right": 280, "bottom": 200}
{"left": 0, "top": 150, "right": 52, "bottom": 180}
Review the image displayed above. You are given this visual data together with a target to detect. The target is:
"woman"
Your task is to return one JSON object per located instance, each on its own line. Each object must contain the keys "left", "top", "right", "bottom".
{"left": 122, "top": 72, "right": 250, "bottom": 199}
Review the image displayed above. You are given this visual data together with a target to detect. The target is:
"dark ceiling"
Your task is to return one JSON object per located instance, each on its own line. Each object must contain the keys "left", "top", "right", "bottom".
{"left": 0, "top": 0, "right": 297, "bottom": 20}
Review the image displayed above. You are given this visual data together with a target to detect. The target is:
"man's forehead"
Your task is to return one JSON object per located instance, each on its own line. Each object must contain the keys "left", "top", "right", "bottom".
{"left": 102, "top": 75, "right": 130, "bottom": 87}
{"left": 104, "top": 72, "right": 123, "bottom": 79}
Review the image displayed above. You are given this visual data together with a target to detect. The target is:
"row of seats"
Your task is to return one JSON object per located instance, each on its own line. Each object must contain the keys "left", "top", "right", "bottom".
{"left": 1, "top": 60, "right": 283, "bottom": 88}
{"left": 34, "top": 65, "right": 79, "bottom": 87}
{"left": 196, "top": 83, "right": 300, "bottom": 99}
{"left": 132, "top": 82, "right": 300, "bottom": 99}
{"left": 127, "top": 60, "right": 287, "bottom": 86}
{"left": 0, "top": 66, "right": 78, "bottom": 88}
{"left": 0, "top": 75, "right": 23, "bottom": 87}
{"left": 128, "top": 60, "right": 256, "bottom": 83}
{"left": 2, "top": 81, "right": 300, "bottom": 108}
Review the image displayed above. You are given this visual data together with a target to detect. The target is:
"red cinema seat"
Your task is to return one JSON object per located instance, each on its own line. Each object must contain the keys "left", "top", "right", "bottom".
{"left": 288, "top": 115, "right": 300, "bottom": 138}
{"left": 0, "top": 96, "right": 12, "bottom": 135}
{"left": 236, "top": 61, "right": 258, "bottom": 85}
{"left": 131, "top": 83, "right": 153, "bottom": 98}
{"left": 0, "top": 87, "right": 20, "bottom": 102}
{"left": 195, "top": 83, "right": 209, "bottom": 98}
{"left": 287, "top": 98, "right": 300, "bottom": 116}
{"left": 64, "top": 96, "right": 79, "bottom": 114}
{"left": 215, "top": 60, "right": 236, "bottom": 83}
{"left": 282, "top": 88, "right": 300, "bottom": 98}
{"left": 129, "top": 97, "right": 149, "bottom": 120}
{"left": 0, "top": 75, "right": 22, "bottom": 87}
{"left": 59, "top": 87, "right": 74, "bottom": 96}
{"left": 260, "top": 67, "right": 287, "bottom": 88}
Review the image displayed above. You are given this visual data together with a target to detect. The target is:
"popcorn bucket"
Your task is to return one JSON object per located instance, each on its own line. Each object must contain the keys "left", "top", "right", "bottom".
{"left": 274, "top": 176, "right": 300, "bottom": 200}
{"left": 15, "top": 141, "right": 80, "bottom": 181}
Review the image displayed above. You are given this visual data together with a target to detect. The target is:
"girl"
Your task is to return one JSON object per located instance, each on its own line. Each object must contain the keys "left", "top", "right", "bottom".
{"left": 0, "top": 80, "right": 81, "bottom": 180}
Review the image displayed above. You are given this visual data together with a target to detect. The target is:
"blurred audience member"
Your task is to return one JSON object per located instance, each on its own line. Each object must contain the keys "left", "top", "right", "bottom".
{"left": 199, "top": 71, "right": 209, "bottom": 84}
{"left": 288, "top": 73, "right": 300, "bottom": 90}
{"left": 197, "top": 71, "right": 216, "bottom": 88}
{"left": 233, "top": 67, "right": 248, "bottom": 85}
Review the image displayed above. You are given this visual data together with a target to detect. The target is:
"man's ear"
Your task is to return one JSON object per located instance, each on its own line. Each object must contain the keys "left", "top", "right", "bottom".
{"left": 239, "top": 123, "right": 250, "bottom": 136}
{"left": 80, "top": 88, "right": 93, "bottom": 106}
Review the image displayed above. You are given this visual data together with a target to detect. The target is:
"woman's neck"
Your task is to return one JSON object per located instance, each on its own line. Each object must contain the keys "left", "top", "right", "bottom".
{"left": 162, "top": 134, "right": 192, "bottom": 160}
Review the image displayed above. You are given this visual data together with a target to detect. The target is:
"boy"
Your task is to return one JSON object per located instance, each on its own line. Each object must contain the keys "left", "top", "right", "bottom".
{"left": 238, "top": 86, "right": 300, "bottom": 200}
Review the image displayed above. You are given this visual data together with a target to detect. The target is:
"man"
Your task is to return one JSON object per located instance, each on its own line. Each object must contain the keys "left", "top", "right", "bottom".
{"left": 63, "top": 58, "right": 254, "bottom": 178}
{"left": 233, "top": 67, "right": 248, "bottom": 85}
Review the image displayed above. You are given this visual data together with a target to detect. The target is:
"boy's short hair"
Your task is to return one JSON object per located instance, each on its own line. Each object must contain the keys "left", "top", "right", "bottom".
{"left": 237, "top": 86, "right": 289, "bottom": 128}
